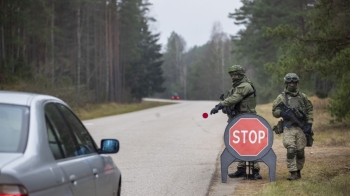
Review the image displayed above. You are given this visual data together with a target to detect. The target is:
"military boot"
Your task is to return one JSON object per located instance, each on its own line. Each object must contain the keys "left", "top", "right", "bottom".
{"left": 297, "top": 170, "right": 301, "bottom": 179}
{"left": 228, "top": 167, "right": 246, "bottom": 178}
{"left": 252, "top": 169, "right": 262, "bottom": 180}
{"left": 287, "top": 171, "right": 300, "bottom": 180}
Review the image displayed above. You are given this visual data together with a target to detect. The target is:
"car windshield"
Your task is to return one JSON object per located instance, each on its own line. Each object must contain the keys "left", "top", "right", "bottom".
{"left": 0, "top": 104, "right": 29, "bottom": 153}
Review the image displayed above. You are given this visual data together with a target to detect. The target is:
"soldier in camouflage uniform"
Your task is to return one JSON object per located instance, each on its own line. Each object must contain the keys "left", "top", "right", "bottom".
{"left": 272, "top": 73, "right": 313, "bottom": 180}
{"left": 210, "top": 65, "right": 262, "bottom": 180}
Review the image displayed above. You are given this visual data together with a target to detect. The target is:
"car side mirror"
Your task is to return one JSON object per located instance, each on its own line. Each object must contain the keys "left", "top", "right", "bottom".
{"left": 99, "top": 139, "right": 119, "bottom": 154}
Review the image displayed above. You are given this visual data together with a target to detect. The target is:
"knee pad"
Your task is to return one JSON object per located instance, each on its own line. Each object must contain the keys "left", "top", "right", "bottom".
{"left": 287, "top": 148, "right": 296, "bottom": 159}
{"left": 296, "top": 149, "right": 305, "bottom": 159}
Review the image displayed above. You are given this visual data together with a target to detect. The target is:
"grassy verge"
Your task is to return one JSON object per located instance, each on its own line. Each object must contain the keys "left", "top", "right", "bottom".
{"left": 233, "top": 97, "right": 350, "bottom": 196}
{"left": 257, "top": 150, "right": 350, "bottom": 196}
{"left": 74, "top": 100, "right": 175, "bottom": 120}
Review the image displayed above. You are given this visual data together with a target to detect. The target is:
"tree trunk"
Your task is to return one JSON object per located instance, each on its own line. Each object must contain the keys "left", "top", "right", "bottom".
{"left": 86, "top": 6, "right": 90, "bottom": 89}
{"left": 16, "top": 10, "right": 20, "bottom": 61}
{"left": 94, "top": 7, "right": 98, "bottom": 101}
{"left": 1, "top": 26, "right": 4, "bottom": 61}
{"left": 77, "top": 6, "right": 81, "bottom": 93}
{"left": 105, "top": 3, "right": 109, "bottom": 101}
{"left": 98, "top": 4, "right": 104, "bottom": 102}
{"left": 51, "top": 2, "right": 55, "bottom": 85}
{"left": 108, "top": 5, "right": 114, "bottom": 101}
{"left": 1, "top": 0, "right": 5, "bottom": 61}
{"left": 115, "top": 19, "right": 121, "bottom": 102}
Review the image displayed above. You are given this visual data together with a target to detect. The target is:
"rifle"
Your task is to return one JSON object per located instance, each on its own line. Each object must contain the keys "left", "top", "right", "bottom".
{"left": 219, "top": 94, "right": 236, "bottom": 117}
{"left": 276, "top": 101, "right": 314, "bottom": 146}
{"left": 276, "top": 101, "right": 305, "bottom": 128}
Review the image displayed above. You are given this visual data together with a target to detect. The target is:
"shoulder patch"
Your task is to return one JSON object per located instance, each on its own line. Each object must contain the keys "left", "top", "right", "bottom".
{"left": 236, "top": 86, "right": 244, "bottom": 94}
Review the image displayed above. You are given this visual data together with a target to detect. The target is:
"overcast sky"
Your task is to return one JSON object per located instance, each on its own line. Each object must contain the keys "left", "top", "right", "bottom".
{"left": 148, "top": 0, "right": 243, "bottom": 50}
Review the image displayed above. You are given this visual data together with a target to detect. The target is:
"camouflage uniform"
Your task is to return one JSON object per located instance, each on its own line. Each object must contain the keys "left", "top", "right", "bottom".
{"left": 221, "top": 77, "right": 256, "bottom": 121}
{"left": 221, "top": 75, "right": 260, "bottom": 171}
{"left": 272, "top": 73, "right": 313, "bottom": 180}
{"left": 211, "top": 65, "right": 261, "bottom": 179}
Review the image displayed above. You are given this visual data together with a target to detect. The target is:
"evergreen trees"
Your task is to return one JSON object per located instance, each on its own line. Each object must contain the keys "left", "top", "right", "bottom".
{"left": 2, "top": 0, "right": 350, "bottom": 121}
{"left": 229, "top": 0, "right": 313, "bottom": 103}
{"left": 227, "top": 0, "right": 349, "bottom": 121}
{"left": 265, "top": 0, "right": 350, "bottom": 121}
{"left": 0, "top": 0, "right": 164, "bottom": 104}
{"left": 119, "top": 0, "right": 164, "bottom": 102}
{"left": 159, "top": 0, "right": 350, "bottom": 121}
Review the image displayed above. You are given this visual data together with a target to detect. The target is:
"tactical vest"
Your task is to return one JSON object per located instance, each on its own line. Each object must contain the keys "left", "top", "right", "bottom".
{"left": 282, "top": 92, "right": 307, "bottom": 115}
{"left": 227, "top": 82, "right": 257, "bottom": 115}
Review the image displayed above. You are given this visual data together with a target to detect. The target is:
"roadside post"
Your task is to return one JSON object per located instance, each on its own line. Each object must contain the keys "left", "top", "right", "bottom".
{"left": 220, "top": 113, "right": 276, "bottom": 182}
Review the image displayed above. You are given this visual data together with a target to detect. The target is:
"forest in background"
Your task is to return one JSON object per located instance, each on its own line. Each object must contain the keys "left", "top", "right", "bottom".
{"left": 1, "top": 0, "right": 349, "bottom": 121}
{"left": 158, "top": 0, "right": 350, "bottom": 122}
{"left": 0, "top": 0, "right": 164, "bottom": 105}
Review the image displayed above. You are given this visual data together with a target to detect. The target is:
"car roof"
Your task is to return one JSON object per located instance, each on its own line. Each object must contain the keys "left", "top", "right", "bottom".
{"left": 0, "top": 90, "right": 60, "bottom": 106}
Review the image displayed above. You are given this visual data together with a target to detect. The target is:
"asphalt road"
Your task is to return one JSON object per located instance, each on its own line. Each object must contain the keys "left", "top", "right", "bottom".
{"left": 84, "top": 98, "right": 231, "bottom": 196}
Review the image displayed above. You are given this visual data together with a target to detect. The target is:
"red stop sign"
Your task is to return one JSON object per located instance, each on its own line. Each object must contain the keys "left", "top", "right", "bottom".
{"left": 229, "top": 118, "right": 269, "bottom": 156}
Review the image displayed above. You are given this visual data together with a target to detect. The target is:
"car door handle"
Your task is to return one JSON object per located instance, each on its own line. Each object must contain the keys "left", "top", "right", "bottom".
{"left": 92, "top": 168, "right": 99, "bottom": 178}
{"left": 69, "top": 174, "right": 77, "bottom": 185}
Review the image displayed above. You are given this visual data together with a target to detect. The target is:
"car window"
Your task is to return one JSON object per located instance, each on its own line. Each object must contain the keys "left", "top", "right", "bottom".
{"left": 46, "top": 117, "right": 65, "bottom": 159}
{"left": 0, "top": 104, "right": 29, "bottom": 153}
{"left": 55, "top": 103, "right": 96, "bottom": 156}
{"left": 45, "top": 103, "right": 78, "bottom": 158}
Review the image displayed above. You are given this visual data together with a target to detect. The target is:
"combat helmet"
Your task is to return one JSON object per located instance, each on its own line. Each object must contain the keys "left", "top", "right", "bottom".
{"left": 284, "top": 73, "right": 299, "bottom": 83}
{"left": 228, "top": 65, "right": 245, "bottom": 76}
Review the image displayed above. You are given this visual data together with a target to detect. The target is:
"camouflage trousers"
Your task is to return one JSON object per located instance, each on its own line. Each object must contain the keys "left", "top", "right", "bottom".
{"left": 283, "top": 125, "right": 307, "bottom": 172}
{"left": 237, "top": 161, "right": 260, "bottom": 170}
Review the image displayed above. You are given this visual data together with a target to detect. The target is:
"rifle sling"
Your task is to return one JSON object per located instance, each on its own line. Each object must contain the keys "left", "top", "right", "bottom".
{"left": 243, "top": 91, "right": 255, "bottom": 100}
{"left": 243, "top": 83, "right": 256, "bottom": 99}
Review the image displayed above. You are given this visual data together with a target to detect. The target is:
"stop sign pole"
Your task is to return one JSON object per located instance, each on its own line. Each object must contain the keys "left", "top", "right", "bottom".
{"left": 220, "top": 113, "right": 276, "bottom": 182}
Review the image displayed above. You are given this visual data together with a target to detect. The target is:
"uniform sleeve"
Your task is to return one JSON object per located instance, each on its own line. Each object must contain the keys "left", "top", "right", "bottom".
{"left": 220, "top": 84, "right": 251, "bottom": 107}
{"left": 272, "top": 95, "right": 283, "bottom": 118}
{"left": 302, "top": 93, "right": 314, "bottom": 124}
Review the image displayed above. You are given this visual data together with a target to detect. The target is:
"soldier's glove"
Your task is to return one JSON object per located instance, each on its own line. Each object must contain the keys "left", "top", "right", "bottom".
{"left": 280, "top": 110, "right": 291, "bottom": 121}
{"left": 222, "top": 107, "right": 227, "bottom": 114}
{"left": 303, "top": 123, "right": 313, "bottom": 135}
{"left": 210, "top": 103, "right": 224, "bottom": 115}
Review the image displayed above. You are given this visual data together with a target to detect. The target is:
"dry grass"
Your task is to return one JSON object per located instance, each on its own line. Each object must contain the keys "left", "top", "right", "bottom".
{"left": 232, "top": 96, "right": 350, "bottom": 196}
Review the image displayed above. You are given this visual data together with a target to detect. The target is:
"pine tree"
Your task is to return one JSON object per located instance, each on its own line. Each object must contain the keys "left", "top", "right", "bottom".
{"left": 230, "top": 0, "right": 313, "bottom": 103}
{"left": 265, "top": 0, "right": 350, "bottom": 121}
{"left": 129, "top": 22, "right": 165, "bottom": 101}
{"left": 119, "top": 0, "right": 164, "bottom": 102}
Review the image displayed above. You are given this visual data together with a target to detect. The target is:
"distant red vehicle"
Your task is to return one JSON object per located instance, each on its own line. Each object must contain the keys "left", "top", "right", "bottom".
{"left": 171, "top": 94, "right": 180, "bottom": 100}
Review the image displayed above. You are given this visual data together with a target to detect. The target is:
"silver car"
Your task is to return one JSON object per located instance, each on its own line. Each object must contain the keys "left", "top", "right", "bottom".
{"left": 0, "top": 91, "right": 121, "bottom": 196}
